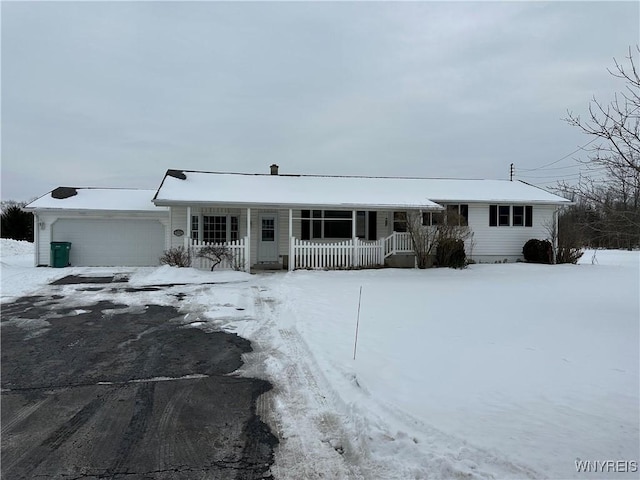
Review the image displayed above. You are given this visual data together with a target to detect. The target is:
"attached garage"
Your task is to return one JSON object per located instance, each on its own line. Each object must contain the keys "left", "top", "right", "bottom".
{"left": 51, "top": 218, "right": 166, "bottom": 267}
{"left": 25, "top": 188, "right": 170, "bottom": 267}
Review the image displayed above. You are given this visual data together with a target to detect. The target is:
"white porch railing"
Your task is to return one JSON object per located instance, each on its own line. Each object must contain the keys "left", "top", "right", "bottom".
{"left": 188, "top": 237, "right": 249, "bottom": 272}
{"left": 382, "top": 232, "right": 413, "bottom": 258}
{"left": 291, "top": 233, "right": 413, "bottom": 270}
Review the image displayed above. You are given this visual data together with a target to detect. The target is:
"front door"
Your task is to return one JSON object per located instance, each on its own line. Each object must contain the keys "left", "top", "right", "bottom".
{"left": 258, "top": 214, "right": 278, "bottom": 263}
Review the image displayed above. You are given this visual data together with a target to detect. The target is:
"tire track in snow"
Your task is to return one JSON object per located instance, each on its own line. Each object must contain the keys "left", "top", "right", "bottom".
{"left": 249, "top": 280, "right": 542, "bottom": 480}
{"left": 249, "top": 284, "right": 365, "bottom": 480}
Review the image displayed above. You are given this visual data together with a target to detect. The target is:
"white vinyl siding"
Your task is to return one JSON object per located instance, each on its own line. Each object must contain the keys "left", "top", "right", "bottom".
{"left": 170, "top": 206, "right": 188, "bottom": 248}
{"left": 36, "top": 213, "right": 54, "bottom": 266}
{"left": 466, "top": 203, "right": 556, "bottom": 260}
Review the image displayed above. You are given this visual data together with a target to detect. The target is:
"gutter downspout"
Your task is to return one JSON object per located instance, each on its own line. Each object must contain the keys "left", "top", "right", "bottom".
{"left": 34, "top": 213, "right": 39, "bottom": 266}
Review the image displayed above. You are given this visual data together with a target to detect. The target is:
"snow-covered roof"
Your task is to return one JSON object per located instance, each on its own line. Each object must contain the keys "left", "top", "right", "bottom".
{"left": 25, "top": 188, "right": 166, "bottom": 212}
{"left": 153, "top": 170, "right": 570, "bottom": 208}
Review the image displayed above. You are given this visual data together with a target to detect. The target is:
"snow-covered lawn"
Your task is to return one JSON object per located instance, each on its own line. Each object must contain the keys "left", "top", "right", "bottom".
{"left": 1, "top": 240, "right": 638, "bottom": 479}
{"left": 265, "top": 255, "right": 639, "bottom": 479}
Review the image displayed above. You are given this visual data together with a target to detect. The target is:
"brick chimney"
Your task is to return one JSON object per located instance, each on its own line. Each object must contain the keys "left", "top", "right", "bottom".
{"left": 270, "top": 164, "right": 279, "bottom": 175}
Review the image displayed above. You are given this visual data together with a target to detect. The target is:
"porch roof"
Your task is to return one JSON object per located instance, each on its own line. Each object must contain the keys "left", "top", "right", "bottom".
{"left": 153, "top": 170, "right": 571, "bottom": 208}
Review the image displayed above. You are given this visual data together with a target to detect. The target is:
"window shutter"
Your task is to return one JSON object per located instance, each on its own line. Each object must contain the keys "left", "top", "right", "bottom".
{"left": 368, "top": 211, "right": 377, "bottom": 240}
{"left": 489, "top": 205, "right": 497, "bottom": 227}
{"left": 460, "top": 204, "right": 469, "bottom": 226}
{"left": 525, "top": 206, "right": 533, "bottom": 227}
{"left": 301, "top": 210, "right": 310, "bottom": 240}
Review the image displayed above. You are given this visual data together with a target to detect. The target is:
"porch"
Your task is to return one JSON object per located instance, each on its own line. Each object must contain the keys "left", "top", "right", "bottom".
{"left": 187, "top": 231, "right": 415, "bottom": 271}
{"left": 179, "top": 206, "right": 427, "bottom": 271}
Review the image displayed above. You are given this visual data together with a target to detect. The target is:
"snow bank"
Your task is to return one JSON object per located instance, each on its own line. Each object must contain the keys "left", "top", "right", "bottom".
{"left": 128, "top": 265, "right": 252, "bottom": 286}
{"left": 0, "top": 238, "right": 34, "bottom": 256}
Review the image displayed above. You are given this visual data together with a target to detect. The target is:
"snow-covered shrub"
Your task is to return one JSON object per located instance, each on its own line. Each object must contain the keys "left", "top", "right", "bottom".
{"left": 523, "top": 239, "right": 552, "bottom": 264}
{"left": 160, "top": 246, "right": 192, "bottom": 267}
{"left": 435, "top": 238, "right": 466, "bottom": 269}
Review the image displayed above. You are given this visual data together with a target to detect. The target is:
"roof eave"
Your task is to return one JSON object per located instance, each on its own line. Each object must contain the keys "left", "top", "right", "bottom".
{"left": 23, "top": 207, "right": 169, "bottom": 215}
{"left": 152, "top": 199, "right": 444, "bottom": 210}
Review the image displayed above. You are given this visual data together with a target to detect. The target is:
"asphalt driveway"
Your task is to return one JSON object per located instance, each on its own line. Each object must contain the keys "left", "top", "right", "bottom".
{"left": 1, "top": 276, "right": 276, "bottom": 479}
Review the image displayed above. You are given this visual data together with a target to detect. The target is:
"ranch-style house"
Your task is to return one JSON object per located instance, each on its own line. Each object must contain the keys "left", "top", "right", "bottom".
{"left": 25, "top": 165, "right": 571, "bottom": 270}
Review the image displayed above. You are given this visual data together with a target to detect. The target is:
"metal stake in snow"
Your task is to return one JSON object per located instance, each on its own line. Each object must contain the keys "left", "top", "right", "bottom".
{"left": 353, "top": 286, "right": 362, "bottom": 360}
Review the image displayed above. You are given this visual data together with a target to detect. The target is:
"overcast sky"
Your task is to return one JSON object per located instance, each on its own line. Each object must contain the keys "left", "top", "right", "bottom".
{"left": 2, "top": 1, "right": 638, "bottom": 201}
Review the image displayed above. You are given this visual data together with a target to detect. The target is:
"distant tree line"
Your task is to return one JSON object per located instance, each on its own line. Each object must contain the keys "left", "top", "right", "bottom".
{"left": 1, "top": 201, "right": 34, "bottom": 242}
{"left": 556, "top": 188, "right": 639, "bottom": 250}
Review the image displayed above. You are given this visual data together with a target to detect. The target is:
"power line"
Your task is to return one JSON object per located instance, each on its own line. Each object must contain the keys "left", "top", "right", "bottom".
{"left": 518, "top": 137, "right": 599, "bottom": 172}
{"left": 517, "top": 163, "right": 583, "bottom": 172}
{"left": 516, "top": 166, "right": 609, "bottom": 180}
{"left": 517, "top": 173, "right": 585, "bottom": 180}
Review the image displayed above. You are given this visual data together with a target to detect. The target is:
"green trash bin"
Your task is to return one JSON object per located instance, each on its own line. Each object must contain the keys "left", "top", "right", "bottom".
{"left": 50, "top": 242, "right": 72, "bottom": 268}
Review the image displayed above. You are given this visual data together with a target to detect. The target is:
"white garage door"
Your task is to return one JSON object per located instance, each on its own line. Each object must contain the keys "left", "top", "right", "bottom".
{"left": 51, "top": 218, "right": 166, "bottom": 267}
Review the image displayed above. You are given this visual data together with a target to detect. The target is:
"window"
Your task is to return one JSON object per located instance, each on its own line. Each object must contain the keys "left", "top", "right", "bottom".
{"left": 191, "top": 215, "right": 199, "bottom": 239}
{"left": 230, "top": 216, "right": 239, "bottom": 241}
{"left": 513, "top": 206, "right": 524, "bottom": 226}
{"left": 302, "top": 210, "right": 354, "bottom": 239}
{"left": 394, "top": 212, "right": 407, "bottom": 232}
{"left": 356, "top": 211, "right": 366, "bottom": 238}
{"left": 421, "top": 211, "right": 444, "bottom": 226}
{"left": 498, "top": 206, "right": 510, "bottom": 226}
{"left": 489, "top": 205, "right": 533, "bottom": 227}
{"left": 261, "top": 218, "right": 275, "bottom": 241}
{"left": 513, "top": 206, "right": 534, "bottom": 227}
{"left": 204, "top": 215, "right": 226, "bottom": 243}
{"left": 446, "top": 204, "right": 469, "bottom": 226}
{"left": 324, "top": 210, "right": 352, "bottom": 238}
{"left": 422, "top": 204, "right": 467, "bottom": 226}
{"left": 190, "top": 214, "right": 239, "bottom": 242}
{"left": 301, "top": 210, "right": 311, "bottom": 240}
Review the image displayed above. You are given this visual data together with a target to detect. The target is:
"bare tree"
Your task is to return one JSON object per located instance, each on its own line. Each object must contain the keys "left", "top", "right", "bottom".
{"left": 563, "top": 46, "right": 640, "bottom": 247}
{"left": 566, "top": 46, "right": 639, "bottom": 176}
{"left": 404, "top": 211, "right": 437, "bottom": 268}
{"left": 543, "top": 212, "right": 584, "bottom": 264}
{"left": 404, "top": 210, "right": 472, "bottom": 268}
{"left": 197, "top": 245, "right": 235, "bottom": 271}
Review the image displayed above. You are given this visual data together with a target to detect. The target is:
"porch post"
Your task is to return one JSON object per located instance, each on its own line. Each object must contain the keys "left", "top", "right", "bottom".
{"left": 246, "top": 207, "right": 251, "bottom": 272}
{"left": 186, "top": 207, "right": 191, "bottom": 248}
{"left": 288, "top": 208, "right": 293, "bottom": 271}
{"left": 352, "top": 210, "right": 358, "bottom": 267}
